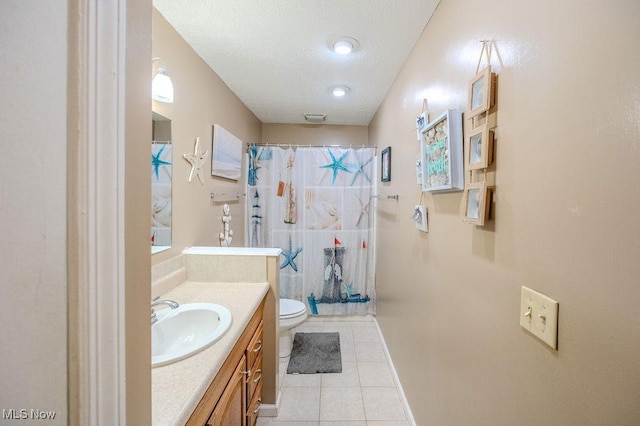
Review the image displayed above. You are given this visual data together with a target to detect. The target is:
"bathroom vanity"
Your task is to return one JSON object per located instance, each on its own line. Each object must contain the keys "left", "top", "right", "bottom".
{"left": 151, "top": 247, "right": 282, "bottom": 426}
{"left": 187, "top": 296, "right": 264, "bottom": 425}
{"left": 151, "top": 281, "right": 268, "bottom": 425}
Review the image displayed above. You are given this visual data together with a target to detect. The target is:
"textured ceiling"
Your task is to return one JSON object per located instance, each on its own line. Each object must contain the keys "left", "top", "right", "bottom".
{"left": 153, "top": 0, "right": 440, "bottom": 125}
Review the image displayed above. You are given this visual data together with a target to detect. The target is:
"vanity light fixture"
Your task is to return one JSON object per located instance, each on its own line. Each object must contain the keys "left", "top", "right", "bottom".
{"left": 331, "top": 86, "right": 350, "bottom": 97}
{"left": 332, "top": 36, "right": 359, "bottom": 55}
{"left": 152, "top": 57, "right": 174, "bottom": 103}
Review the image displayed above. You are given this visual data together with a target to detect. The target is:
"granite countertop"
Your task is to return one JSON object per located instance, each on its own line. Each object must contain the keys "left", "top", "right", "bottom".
{"left": 152, "top": 281, "right": 269, "bottom": 426}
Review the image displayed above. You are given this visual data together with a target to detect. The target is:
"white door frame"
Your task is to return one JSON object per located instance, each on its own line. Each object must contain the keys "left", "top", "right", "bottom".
{"left": 69, "top": 0, "right": 128, "bottom": 424}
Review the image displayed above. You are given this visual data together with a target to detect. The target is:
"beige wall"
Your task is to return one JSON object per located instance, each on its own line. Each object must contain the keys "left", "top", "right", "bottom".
{"left": 370, "top": 0, "right": 640, "bottom": 425}
{"left": 0, "top": 3, "right": 68, "bottom": 423}
{"left": 125, "top": 0, "right": 153, "bottom": 424}
{"left": 152, "top": 9, "right": 262, "bottom": 264}
{"left": 262, "top": 123, "right": 368, "bottom": 147}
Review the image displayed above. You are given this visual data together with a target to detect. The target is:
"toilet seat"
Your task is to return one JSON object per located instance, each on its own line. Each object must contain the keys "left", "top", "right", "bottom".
{"left": 280, "top": 298, "right": 306, "bottom": 319}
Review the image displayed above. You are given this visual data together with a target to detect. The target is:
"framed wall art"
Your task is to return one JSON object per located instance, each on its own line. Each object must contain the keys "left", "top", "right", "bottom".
{"left": 467, "top": 66, "right": 496, "bottom": 118}
{"left": 381, "top": 146, "right": 391, "bottom": 182}
{"left": 465, "top": 123, "right": 495, "bottom": 170}
{"left": 212, "top": 124, "right": 243, "bottom": 181}
{"left": 461, "top": 181, "right": 492, "bottom": 226}
{"left": 419, "top": 109, "right": 464, "bottom": 192}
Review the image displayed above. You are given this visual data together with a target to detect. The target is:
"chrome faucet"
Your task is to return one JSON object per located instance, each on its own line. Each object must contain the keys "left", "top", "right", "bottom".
{"left": 151, "top": 298, "right": 179, "bottom": 324}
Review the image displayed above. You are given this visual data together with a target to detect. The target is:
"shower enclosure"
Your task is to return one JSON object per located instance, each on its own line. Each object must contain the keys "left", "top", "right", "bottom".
{"left": 246, "top": 145, "right": 377, "bottom": 315}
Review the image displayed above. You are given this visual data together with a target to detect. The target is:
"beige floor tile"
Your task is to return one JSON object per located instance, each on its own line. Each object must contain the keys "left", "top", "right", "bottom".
{"left": 257, "top": 418, "right": 318, "bottom": 426}
{"left": 351, "top": 323, "right": 381, "bottom": 343}
{"left": 320, "top": 387, "right": 365, "bottom": 421}
{"left": 354, "top": 340, "right": 386, "bottom": 363}
{"left": 262, "top": 318, "right": 413, "bottom": 426}
{"left": 361, "top": 387, "right": 407, "bottom": 421}
{"left": 322, "top": 361, "right": 360, "bottom": 387}
{"left": 282, "top": 371, "right": 322, "bottom": 387}
{"left": 277, "top": 387, "right": 321, "bottom": 421}
{"left": 340, "top": 340, "right": 357, "bottom": 363}
{"left": 357, "top": 361, "right": 394, "bottom": 387}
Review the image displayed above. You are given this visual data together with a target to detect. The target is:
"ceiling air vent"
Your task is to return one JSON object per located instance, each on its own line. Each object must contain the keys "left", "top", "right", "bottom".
{"left": 304, "top": 113, "right": 327, "bottom": 124}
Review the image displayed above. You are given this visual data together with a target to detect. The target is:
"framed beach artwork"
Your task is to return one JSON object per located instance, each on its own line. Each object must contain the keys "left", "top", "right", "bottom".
{"left": 465, "top": 123, "right": 495, "bottom": 170}
{"left": 461, "top": 181, "right": 492, "bottom": 226}
{"left": 212, "top": 124, "right": 243, "bottom": 181}
{"left": 381, "top": 147, "right": 391, "bottom": 182}
{"left": 468, "top": 66, "right": 496, "bottom": 118}
{"left": 419, "top": 109, "right": 464, "bottom": 192}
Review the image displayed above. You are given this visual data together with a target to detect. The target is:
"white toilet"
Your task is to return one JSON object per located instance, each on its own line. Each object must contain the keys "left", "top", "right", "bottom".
{"left": 279, "top": 298, "right": 308, "bottom": 358}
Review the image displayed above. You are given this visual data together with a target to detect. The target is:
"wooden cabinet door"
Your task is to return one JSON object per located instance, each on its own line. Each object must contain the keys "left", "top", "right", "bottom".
{"left": 206, "top": 355, "right": 247, "bottom": 426}
{"left": 246, "top": 321, "right": 263, "bottom": 369}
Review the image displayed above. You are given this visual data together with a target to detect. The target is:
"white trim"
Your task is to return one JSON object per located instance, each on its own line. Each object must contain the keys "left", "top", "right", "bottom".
{"left": 74, "top": 0, "right": 128, "bottom": 424}
{"left": 373, "top": 318, "right": 417, "bottom": 426}
{"left": 257, "top": 391, "right": 280, "bottom": 417}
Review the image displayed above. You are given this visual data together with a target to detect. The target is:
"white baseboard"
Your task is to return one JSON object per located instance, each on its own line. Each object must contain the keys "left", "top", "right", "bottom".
{"left": 373, "top": 317, "right": 417, "bottom": 426}
{"left": 257, "top": 390, "right": 280, "bottom": 417}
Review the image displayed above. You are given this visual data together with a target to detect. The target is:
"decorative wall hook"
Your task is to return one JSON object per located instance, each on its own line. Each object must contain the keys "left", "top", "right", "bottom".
{"left": 218, "top": 203, "right": 233, "bottom": 247}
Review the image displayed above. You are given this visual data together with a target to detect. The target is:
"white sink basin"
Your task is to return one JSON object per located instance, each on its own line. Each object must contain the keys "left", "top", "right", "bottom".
{"left": 152, "top": 303, "right": 232, "bottom": 367}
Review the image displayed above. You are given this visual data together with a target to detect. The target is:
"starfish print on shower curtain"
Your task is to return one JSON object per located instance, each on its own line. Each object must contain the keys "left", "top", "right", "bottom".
{"left": 347, "top": 155, "right": 373, "bottom": 186}
{"left": 152, "top": 144, "right": 172, "bottom": 180}
{"left": 280, "top": 236, "right": 302, "bottom": 272}
{"left": 355, "top": 194, "right": 370, "bottom": 227}
{"left": 320, "top": 149, "right": 351, "bottom": 184}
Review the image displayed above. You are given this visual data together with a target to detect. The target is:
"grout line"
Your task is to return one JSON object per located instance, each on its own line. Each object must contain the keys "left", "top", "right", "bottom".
{"left": 372, "top": 317, "right": 417, "bottom": 426}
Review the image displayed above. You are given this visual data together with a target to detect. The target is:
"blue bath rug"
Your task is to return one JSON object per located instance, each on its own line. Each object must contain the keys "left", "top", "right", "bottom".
{"left": 286, "top": 332, "right": 342, "bottom": 374}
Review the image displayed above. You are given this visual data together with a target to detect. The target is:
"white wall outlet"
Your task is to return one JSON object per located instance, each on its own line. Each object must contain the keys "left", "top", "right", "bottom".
{"left": 520, "top": 286, "right": 559, "bottom": 349}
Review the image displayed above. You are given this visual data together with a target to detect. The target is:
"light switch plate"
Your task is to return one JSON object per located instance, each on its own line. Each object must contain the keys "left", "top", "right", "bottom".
{"left": 520, "top": 286, "right": 559, "bottom": 349}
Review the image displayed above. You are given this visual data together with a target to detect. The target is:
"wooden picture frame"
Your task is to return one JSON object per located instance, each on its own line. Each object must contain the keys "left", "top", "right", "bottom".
{"left": 419, "top": 109, "right": 464, "bottom": 192}
{"left": 461, "top": 182, "right": 492, "bottom": 226}
{"left": 467, "top": 66, "right": 495, "bottom": 118}
{"left": 381, "top": 147, "right": 391, "bottom": 182}
{"left": 465, "top": 124, "right": 495, "bottom": 170}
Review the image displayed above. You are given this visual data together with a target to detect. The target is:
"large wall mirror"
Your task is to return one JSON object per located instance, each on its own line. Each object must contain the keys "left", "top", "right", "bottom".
{"left": 151, "top": 112, "right": 172, "bottom": 254}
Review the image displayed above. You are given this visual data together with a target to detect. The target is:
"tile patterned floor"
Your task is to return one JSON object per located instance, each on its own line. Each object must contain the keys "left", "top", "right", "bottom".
{"left": 257, "top": 316, "right": 413, "bottom": 426}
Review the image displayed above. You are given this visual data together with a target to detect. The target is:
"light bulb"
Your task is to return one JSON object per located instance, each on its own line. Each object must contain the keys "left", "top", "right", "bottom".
{"left": 332, "top": 87, "right": 346, "bottom": 97}
{"left": 152, "top": 68, "right": 174, "bottom": 103}
{"left": 333, "top": 40, "right": 353, "bottom": 55}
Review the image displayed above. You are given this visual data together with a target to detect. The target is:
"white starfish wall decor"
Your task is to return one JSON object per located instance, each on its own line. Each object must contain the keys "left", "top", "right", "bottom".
{"left": 183, "top": 137, "right": 209, "bottom": 184}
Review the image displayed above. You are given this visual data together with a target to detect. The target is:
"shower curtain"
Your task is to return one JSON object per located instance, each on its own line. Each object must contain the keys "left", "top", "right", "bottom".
{"left": 246, "top": 146, "right": 376, "bottom": 316}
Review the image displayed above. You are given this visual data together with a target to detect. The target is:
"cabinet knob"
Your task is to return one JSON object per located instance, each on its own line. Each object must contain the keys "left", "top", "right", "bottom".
{"left": 253, "top": 398, "right": 262, "bottom": 414}
{"left": 252, "top": 369, "right": 262, "bottom": 383}
{"left": 252, "top": 341, "right": 262, "bottom": 353}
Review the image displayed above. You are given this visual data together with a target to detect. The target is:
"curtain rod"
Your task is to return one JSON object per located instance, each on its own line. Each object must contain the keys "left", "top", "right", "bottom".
{"left": 247, "top": 143, "right": 377, "bottom": 151}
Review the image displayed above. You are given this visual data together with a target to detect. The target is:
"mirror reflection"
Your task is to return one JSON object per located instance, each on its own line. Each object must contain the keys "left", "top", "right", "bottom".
{"left": 151, "top": 112, "right": 172, "bottom": 254}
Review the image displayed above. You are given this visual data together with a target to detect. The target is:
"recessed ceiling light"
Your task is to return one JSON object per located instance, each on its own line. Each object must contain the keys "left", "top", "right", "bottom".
{"left": 333, "top": 40, "right": 353, "bottom": 55}
{"left": 332, "top": 86, "right": 350, "bottom": 97}
{"left": 331, "top": 36, "right": 359, "bottom": 55}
